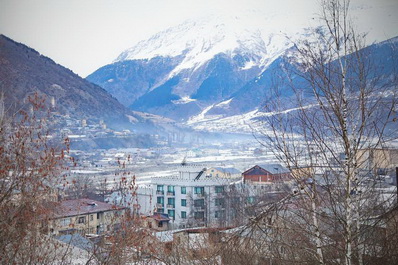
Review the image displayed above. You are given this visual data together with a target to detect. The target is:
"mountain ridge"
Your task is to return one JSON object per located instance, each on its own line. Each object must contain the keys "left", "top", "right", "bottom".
{"left": 0, "top": 34, "right": 174, "bottom": 133}
{"left": 87, "top": 14, "right": 398, "bottom": 124}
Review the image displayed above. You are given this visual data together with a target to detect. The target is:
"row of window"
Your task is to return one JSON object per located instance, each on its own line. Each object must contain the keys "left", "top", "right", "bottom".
{"left": 157, "top": 197, "right": 187, "bottom": 207}
{"left": 157, "top": 196, "right": 256, "bottom": 208}
{"left": 156, "top": 210, "right": 225, "bottom": 220}
{"left": 156, "top": 185, "right": 225, "bottom": 195}
{"left": 61, "top": 214, "right": 96, "bottom": 226}
{"left": 157, "top": 185, "right": 186, "bottom": 194}
{"left": 155, "top": 210, "right": 186, "bottom": 219}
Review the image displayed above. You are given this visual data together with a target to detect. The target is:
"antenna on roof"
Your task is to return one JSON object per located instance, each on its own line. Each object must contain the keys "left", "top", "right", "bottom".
{"left": 181, "top": 155, "right": 187, "bottom": 166}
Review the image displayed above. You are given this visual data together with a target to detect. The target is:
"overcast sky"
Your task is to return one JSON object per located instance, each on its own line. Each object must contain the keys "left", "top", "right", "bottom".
{"left": 1, "top": 0, "right": 397, "bottom": 77}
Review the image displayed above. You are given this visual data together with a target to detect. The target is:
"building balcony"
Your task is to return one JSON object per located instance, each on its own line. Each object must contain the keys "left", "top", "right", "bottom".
{"left": 167, "top": 191, "right": 175, "bottom": 196}
{"left": 166, "top": 204, "right": 175, "bottom": 209}
{"left": 195, "top": 193, "right": 205, "bottom": 198}
{"left": 215, "top": 192, "right": 225, "bottom": 197}
{"left": 194, "top": 206, "right": 205, "bottom": 211}
{"left": 156, "top": 191, "right": 164, "bottom": 195}
{"left": 194, "top": 217, "right": 205, "bottom": 222}
{"left": 156, "top": 203, "right": 164, "bottom": 208}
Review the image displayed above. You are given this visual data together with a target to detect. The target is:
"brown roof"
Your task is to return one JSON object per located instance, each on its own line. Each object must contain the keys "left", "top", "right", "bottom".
{"left": 54, "top": 198, "right": 124, "bottom": 218}
{"left": 242, "top": 164, "right": 290, "bottom": 176}
{"left": 242, "top": 165, "right": 271, "bottom": 176}
{"left": 151, "top": 213, "right": 171, "bottom": 222}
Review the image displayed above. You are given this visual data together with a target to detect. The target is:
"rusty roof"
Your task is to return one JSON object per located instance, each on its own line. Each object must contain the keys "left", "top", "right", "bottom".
{"left": 54, "top": 198, "right": 124, "bottom": 218}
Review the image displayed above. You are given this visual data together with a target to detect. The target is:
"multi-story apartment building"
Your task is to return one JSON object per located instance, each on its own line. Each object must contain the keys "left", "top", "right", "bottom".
{"left": 50, "top": 198, "right": 127, "bottom": 236}
{"left": 136, "top": 164, "right": 241, "bottom": 229}
{"left": 107, "top": 164, "right": 293, "bottom": 230}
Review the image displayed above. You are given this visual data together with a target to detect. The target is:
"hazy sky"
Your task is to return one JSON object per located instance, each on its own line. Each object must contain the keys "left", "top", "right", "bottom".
{"left": 1, "top": 0, "right": 397, "bottom": 77}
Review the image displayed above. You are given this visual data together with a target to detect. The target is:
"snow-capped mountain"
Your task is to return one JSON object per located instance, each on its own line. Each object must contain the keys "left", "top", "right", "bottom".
{"left": 87, "top": 13, "right": 296, "bottom": 120}
{"left": 187, "top": 36, "right": 398, "bottom": 133}
{"left": 87, "top": 6, "right": 398, "bottom": 125}
{"left": 115, "top": 14, "right": 289, "bottom": 77}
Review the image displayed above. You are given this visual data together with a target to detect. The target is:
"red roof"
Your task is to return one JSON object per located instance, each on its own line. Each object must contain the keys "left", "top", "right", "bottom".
{"left": 151, "top": 213, "right": 171, "bottom": 222}
{"left": 242, "top": 165, "right": 271, "bottom": 176}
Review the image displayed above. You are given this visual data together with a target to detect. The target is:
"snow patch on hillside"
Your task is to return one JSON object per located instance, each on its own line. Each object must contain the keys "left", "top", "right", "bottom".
{"left": 215, "top": 98, "right": 233, "bottom": 107}
{"left": 188, "top": 109, "right": 262, "bottom": 133}
{"left": 187, "top": 104, "right": 218, "bottom": 125}
{"left": 241, "top": 60, "right": 256, "bottom": 70}
{"left": 187, "top": 105, "right": 316, "bottom": 134}
{"left": 172, "top": 96, "right": 197, "bottom": 105}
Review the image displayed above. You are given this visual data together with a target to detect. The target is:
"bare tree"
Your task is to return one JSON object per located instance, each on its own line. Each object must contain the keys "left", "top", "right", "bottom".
{"left": 248, "top": 0, "right": 398, "bottom": 265}
{"left": 0, "top": 93, "right": 73, "bottom": 263}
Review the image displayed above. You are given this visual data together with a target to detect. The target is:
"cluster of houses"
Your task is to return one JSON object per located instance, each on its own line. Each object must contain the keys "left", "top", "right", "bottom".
{"left": 48, "top": 163, "right": 293, "bottom": 236}
{"left": 36, "top": 147, "right": 398, "bottom": 264}
{"left": 48, "top": 148, "right": 398, "bottom": 237}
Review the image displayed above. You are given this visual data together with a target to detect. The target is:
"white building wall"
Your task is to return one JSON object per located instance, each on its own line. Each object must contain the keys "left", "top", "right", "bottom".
{"left": 136, "top": 164, "right": 241, "bottom": 229}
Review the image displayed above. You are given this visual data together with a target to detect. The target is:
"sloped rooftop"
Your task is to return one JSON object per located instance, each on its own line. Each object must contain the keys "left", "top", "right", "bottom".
{"left": 54, "top": 198, "right": 122, "bottom": 218}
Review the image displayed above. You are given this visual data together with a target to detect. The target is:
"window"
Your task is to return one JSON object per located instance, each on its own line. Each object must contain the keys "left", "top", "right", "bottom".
{"left": 247, "top": 196, "right": 255, "bottom": 204}
{"left": 181, "top": 199, "right": 187, "bottom": 207}
{"left": 181, "top": 186, "right": 186, "bottom": 194}
{"left": 157, "top": 185, "right": 164, "bottom": 194}
{"left": 194, "top": 211, "right": 204, "bottom": 220}
{"left": 232, "top": 197, "right": 240, "bottom": 204}
{"left": 215, "top": 198, "right": 225, "bottom": 207}
{"left": 194, "top": 187, "right": 204, "bottom": 194}
{"left": 157, "top": 197, "right": 164, "bottom": 205}
{"left": 90, "top": 215, "right": 93, "bottom": 221}
{"left": 78, "top": 217, "right": 85, "bottom": 224}
{"left": 215, "top": 186, "right": 224, "bottom": 193}
{"left": 61, "top": 218, "right": 71, "bottom": 226}
{"left": 167, "top": 185, "right": 175, "bottom": 193}
{"left": 215, "top": 210, "right": 225, "bottom": 218}
{"left": 167, "top": 198, "right": 175, "bottom": 207}
{"left": 231, "top": 208, "right": 237, "bottom": 218}
{"left": 168, "top": 210, "right": 175, "bottom": 218}
{"left": 181, "top": 211, "right": 187, "bottom": 219}
{"left": 194, "top": 199, "right": 204, "bottom": 208}
{"left": 157, "top": 209, "right": 164, "bottom": 213}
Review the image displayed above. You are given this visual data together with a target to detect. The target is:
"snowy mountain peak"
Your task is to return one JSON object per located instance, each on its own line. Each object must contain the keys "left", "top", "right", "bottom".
{"left": 115, "top": 14, "right": 291, "bottom": 73}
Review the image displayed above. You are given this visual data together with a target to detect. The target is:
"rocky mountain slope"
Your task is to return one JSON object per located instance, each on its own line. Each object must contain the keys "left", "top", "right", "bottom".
{"left": 188, "top": 36, "right": 398, "bottom": 133}
{"left": 0, "top": 34, "right": 173, "bottom": 132}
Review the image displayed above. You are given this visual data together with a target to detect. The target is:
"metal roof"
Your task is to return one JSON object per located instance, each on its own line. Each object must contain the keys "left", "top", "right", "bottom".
{"left": 54, "top": 198, "right": 123, "bottom": 218}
